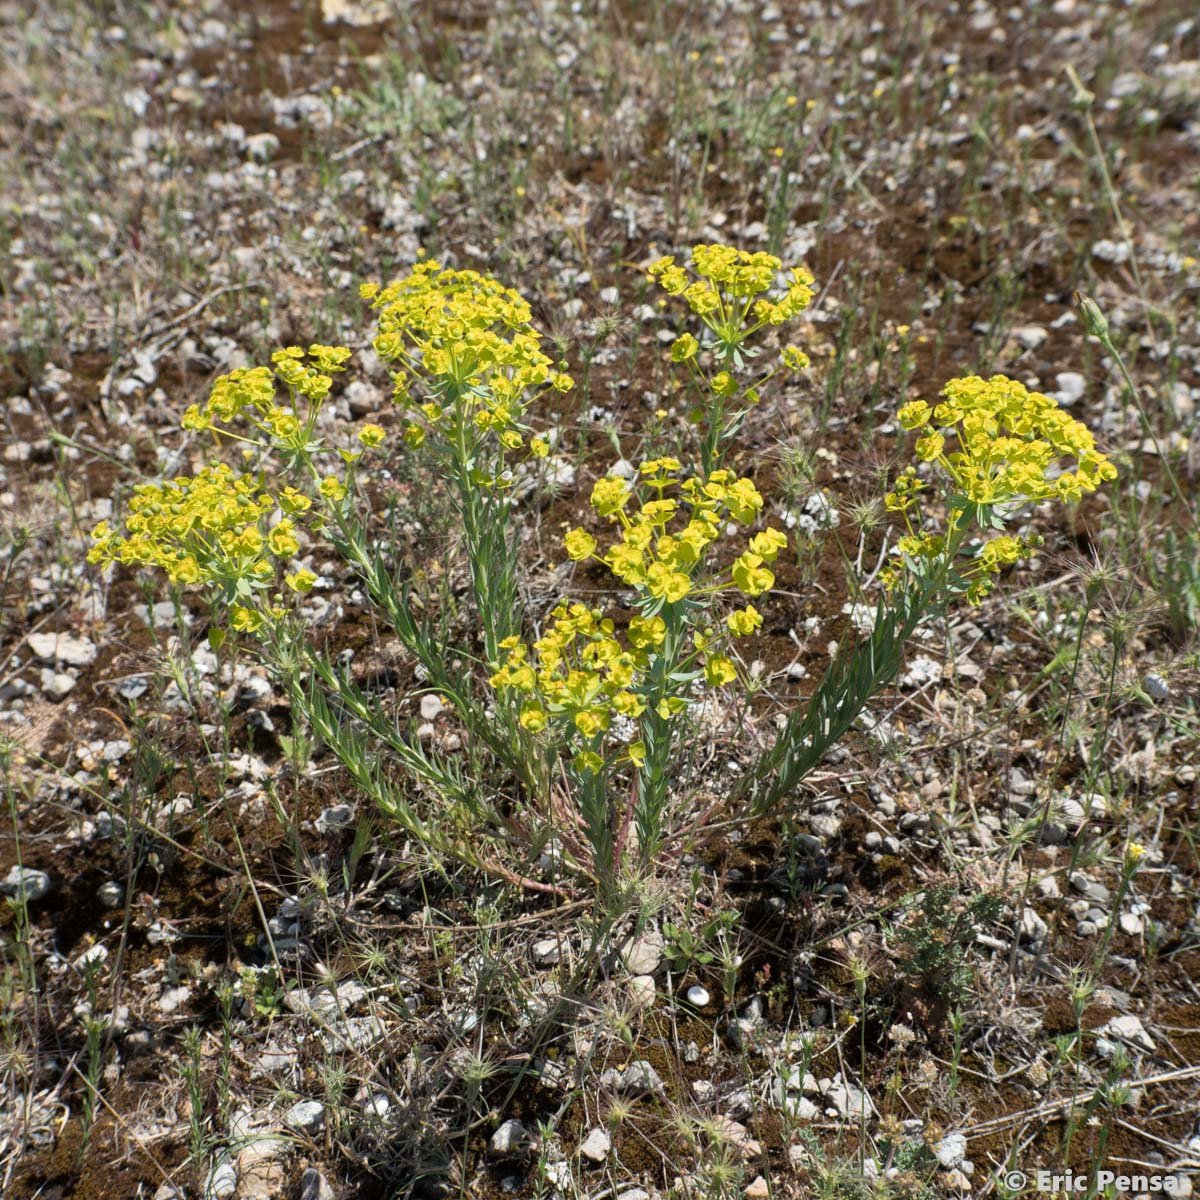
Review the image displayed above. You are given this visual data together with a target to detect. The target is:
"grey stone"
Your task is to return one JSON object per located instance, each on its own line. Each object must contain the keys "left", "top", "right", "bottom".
{"left": 27, "top": 631, "right": 97, "bottom": 667}
{"left": 934, "top": 1132, "right": 967, "bottom": 1169}
{"left": 621, "top": 1060, "right": 665, "bottom": 1094}
{"left": 579, "top": 1126, "right": 611, "bottom": 1162}
{"left": 628, "top": 974, "right": 656, "bottom": 1008}
{"left": 299, "top": 1167, "right": 336, "bottom": 1200}
{"left": 42, "top": 670, "right": 78, "bottom": 699}
{"left": 2, "top": 866, "right": 52, "bottom": 902}
{"left": 531, "top": 937, "right": 562, "bottom": 966}
{"left": 685, "top": 985, "right": 710, "bottom": 1007}
{"left": 1053, "top": 371, "right": 1087, "bottom": 405}
{"left": 317, "top": 804, "right": 355, "bottom": 832}
{"left": 490, "top": 1118, "right": 534, "bottom": 1154}
{"left": 1098, "top": 1014, "right": 1155, "bottom": 1053}
{"left": 204, "top": 1161, "right": 238, "bottom": 1199}
{"left": 285, "top": 1100, "right": 325, "bottom": 1132}
{"left": 1069, "top": 872, "right": 1110, "bottom": 904}
{"left": 245, "top": 132, "right": 281, "bottom": 161}
{"left": 619, "top": 930, "right": 664, "bottom": 975}
{"left": 1018, "top": 906, "right": 1048, "bottom": 945}
{"left": 824, "top": 1074, "right": 875, "bottom": 1121}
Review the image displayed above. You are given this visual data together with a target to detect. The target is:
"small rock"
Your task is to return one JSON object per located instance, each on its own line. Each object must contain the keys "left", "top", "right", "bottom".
{"left": 1098, "top": 1014, "right": 1155, "bottom": 1053}
{"left": 73, "top": 944, "right": 108, "bottom": 972}
{"left": 490, "top": 1118, "right": 535, "bottom": 1155}
{"left": 621, "top": 1060, "right": 665, "bottom": 1094}
{"left": 1013, "top": 325, "right": 1048, "bottom": 350}
{"left": 157, "top": 985, "right": 190, "bottom": 1015}
{"left": 1069, "top": 872, "right": 1110, "bottom": 904}
{"left": 1117, "top": 911, "right": 1142, "bottom": 936}
{"left": 685, "top": 985, "right": 710, "bottom": 1007}
{"left": 628, "top": 974, "right": 656, "bottom": 1009}
{"left": 42, "top": 670, "right": 78, "bottom": 700}
{"left": 205, "top": 1161, "right": 238, "bottom": 1199}
{"left": 824, "top": 1074, "right": 875, "bottom": 1121}
{"left": 810, "top": 813, "right": 842, "bottom": 839}
{"left": 27, "top": 631, "right": 97, "bottom": 667}
{"left": 1144, "top": 673, "right": 1170, "bottom": 701}
{"left": 692, "top": 1079, "right": 715, "bottom": 1100}
{"left": 285, "top": 1100, "right": 325, "bottom": 1132}
{"left": 245, "top": 132, "right": 281, "bottom": 161}
{"left": 298, "top": 1167, "right": 336, "bottom": 1200}
{"left": 786, "top": 1095, "right": 820, "bottom": 1119}
{"left": 419, "top": 694, "right": 445, "bottom": 720}
{"left": 619, "top": 930, "right": 664, "bottom": 975}
{"left": 317, "top": 804, "right": 355, "bottom": 832}
{"left": 1018, "top": 906, "right": 1048, "bottom": 945}
{"left": 934, "top": 1131, "right": 968, "bottom": 1169}
{"left": 532, "top": 937, "right": 562, "bottom": 966}
{"left": 579, "top": 1127, "right": 611, "bottom": 1162}
{"left": 617, "top": 1191, "right": 650, "bottom": 1200}
{"left": 899, "top": 654, "right": 942, "bottom": 689}
{"left": 1053, "top": 371, "right": 1087, "bottom": 405}
{"left": 2, "top": 865, "right": 52, "bottom": 902}
{"left": 745, "top": 1176, "right": 770, "bottom": 1199}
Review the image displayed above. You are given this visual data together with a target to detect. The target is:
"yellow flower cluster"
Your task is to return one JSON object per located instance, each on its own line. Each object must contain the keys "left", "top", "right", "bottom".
{"left": 489, "top": 460, "right": 785, "bottom": 773}
{"left": 360, "top": 261, "right": 570, "bottom": 461}
{"left": 892, "top": 374, "right": 1116, "bottom": 507}
{"left": 87, "top": 465, "right": 310, "bottom": 613}
{"left": 883, "top": 374, "right": 1114, "bottom": 603}
{"left": 489, "top": 605, "right": 657, "bottom": 772}
{"left": 569, "top": 458, "right": 785, "bottom": 605}
{"left": 182, "top": 345, "right": 352, "bottom": 440}
{"left": 648, "top": 244, "right": 815, "bottom": 339}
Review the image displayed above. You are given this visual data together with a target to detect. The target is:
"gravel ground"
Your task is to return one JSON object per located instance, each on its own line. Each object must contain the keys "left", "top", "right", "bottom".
{"left": 1, "top": 1, "right": 1199, "bottom": 1198}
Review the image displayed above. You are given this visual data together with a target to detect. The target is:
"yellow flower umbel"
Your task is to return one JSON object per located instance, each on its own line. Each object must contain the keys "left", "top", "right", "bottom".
{"left": 87, "top": 464, "right": 303, "bottom": 612}
{"left": 884, "top": 374, "right": 1116, "bottom": 602}
{"left": 490, "top": 458, "right": 786, "bottom": 775}
{"left": 182, "top": 345, "right": 353, "bottom": 460}
{"left": 360, "top": 261, "right": 571, "bottom": 481}
{"left": 649, "top": 243, "right": 816, "bottom": 473}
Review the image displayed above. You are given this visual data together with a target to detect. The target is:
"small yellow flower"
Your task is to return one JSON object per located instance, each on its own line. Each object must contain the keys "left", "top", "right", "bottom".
{"left": 573, "top": 750, "right": 604, "bottom": 775}
{"left": 732, "top": 552, "right": 774, "bottom": 597}
{"left": 319, "top": 476, "right": 346, "bottom": 502}
{"left": 671, "top": 333, "right": 699, "bottom": 362}
{"left": 358, "top": 423, "right": 386, "bottom": 448}
{"left": 749, "top": 528, "right": 787, "bottom": 562}
{"left": 230, "top": 605, "right": 265, "bottom": 633}
{"left": 564, "top": 528, "right": 597, "bottom": 561}
{"left": 285, "top": 568, "right": 317, "bottom": 592}
{"left": 519, "top": 703, "right": 547, "bottom": 732}
{"left": 726, "top": 605, "right": 763, "bottom": 637}
{"left": 704, "top": 655, "right": 738, "bottom": 686}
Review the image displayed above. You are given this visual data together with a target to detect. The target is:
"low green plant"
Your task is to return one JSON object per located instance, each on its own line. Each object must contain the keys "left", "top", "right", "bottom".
{"left": 896, "top": 885, "right": 1005, "bottom": 1006}
{"left": 88, "top": 245, "right": 1118, "bottom": 911}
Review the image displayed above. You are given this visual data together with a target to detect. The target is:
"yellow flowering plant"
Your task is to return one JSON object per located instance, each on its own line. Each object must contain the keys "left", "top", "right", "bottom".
{"left": 88, "top": 245, "right": 1117, "bottom": 911}
{"left": 881, "top": 374, "right": 1118, "bottom": 603}
{"left": 649, "top": 244, "right": 815, "bottom": 473}
{"left": 738, "top": 372, "right": 1118, "bottom": 816}
{"left": 360, "top": 260, "right": 572, "bottom": 661}
{"left": 488, "top": 456, "right": 786, "bottom": 881}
